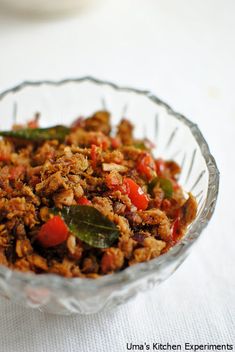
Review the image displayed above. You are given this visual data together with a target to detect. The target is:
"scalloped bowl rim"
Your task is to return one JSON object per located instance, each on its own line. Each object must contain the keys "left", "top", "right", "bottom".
{"left": 0, "top": 77, "right": 220, "bottom": 291}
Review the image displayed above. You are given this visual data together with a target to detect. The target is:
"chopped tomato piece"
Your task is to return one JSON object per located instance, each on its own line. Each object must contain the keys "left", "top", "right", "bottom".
{"left": 9, "top": 165, "right": 25, "bottom": 180}
{"left": 91, "top": 144, "right": 97, "bottom": 168}
{"left": 77, "top": 196, "right": 91, "bottom": 205}
{"left": 137, "top": 153, "right": 156, "bottom": 180}
{"left": 123, "top": 178, "right": 148, "bottom": 210}
{"left": 37, "top": 216, "right": 69, "bottom": 248}
{"left": 155, "top": 158, "right": 165, "bottom": 176}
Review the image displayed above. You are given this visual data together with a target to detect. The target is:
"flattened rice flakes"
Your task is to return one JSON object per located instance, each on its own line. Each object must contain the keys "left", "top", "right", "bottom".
{"left": 0, "top": 111, "right": 197, "bottom": 277}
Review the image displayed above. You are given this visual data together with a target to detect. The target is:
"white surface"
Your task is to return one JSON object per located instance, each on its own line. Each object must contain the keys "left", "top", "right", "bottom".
{"left": 0, "top": 0, "right": 234, "bottom": 351}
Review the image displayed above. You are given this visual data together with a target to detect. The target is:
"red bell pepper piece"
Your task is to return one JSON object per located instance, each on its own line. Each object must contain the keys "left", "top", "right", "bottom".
{"left": 123, "top": 178, "right": 149, "bottom": 210}
{"left": 77, "top": 196, "right": 91, "bottom": 205}
{"left": 155, "top": 158, "right": 165, "bottom": 176}
{"left": 137, "top": 153, "right": 156, "bottom": 180}
{"left": 37, "top": 216, "right": 69, "bottom": 248}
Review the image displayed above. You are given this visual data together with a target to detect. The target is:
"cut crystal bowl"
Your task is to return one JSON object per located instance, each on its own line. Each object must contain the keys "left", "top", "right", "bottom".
{"left": 0, "top": 77, "right": 219, "bottom": 315}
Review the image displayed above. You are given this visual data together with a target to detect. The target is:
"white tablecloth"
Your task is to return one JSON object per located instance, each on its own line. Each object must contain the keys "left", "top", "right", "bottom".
{"left": 0, "top": 1, "right": 234, "bottom": 351}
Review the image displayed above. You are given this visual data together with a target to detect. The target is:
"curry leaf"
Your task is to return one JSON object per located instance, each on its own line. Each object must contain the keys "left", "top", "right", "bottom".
{"left": 60, "top": 205, "right": 120, "bottom": 248}
{"left": 0, "top": 125, "right": 70, "bottom": 142}
{"left": 148, "top": 177, "right": 173, "bottom": 198}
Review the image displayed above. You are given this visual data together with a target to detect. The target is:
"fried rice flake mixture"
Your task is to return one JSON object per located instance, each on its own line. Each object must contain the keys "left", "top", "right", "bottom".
{"left": 0, "top": 111, "right": 197, "bottom": 278}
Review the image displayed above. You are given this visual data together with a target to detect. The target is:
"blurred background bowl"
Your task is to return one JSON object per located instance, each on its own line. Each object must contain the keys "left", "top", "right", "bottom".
{"left": 0, "top": 0, "right": 98, "bottom": 16}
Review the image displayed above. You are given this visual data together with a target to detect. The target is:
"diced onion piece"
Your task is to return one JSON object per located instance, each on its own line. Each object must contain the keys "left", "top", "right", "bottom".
{"left": 102, "top": 163, "right": 127, "bottom": 173}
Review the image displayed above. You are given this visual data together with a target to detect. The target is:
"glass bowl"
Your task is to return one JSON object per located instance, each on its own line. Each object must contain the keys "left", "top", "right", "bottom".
{"left": 0, "top": 77, "right": 219, "bottom": 315}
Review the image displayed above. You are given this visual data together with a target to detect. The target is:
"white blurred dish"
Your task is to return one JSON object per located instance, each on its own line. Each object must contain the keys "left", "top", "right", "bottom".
{"left": 0, "top": 0, "right": 97, "bottom": 16}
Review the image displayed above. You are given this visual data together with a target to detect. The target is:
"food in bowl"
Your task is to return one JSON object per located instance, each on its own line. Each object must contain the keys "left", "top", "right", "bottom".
{"left": 0, "top": 110, "right": 197, "bottom": 278}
